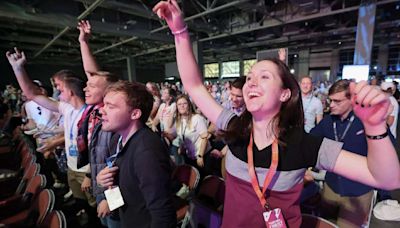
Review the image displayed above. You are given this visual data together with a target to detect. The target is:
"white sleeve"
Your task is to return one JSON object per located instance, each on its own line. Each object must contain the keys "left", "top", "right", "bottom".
{"left": 58, "top": 101, "right": 70, "bottom": 116}
{"left": 193, "top": 115, "right": 208, "bottom": 135}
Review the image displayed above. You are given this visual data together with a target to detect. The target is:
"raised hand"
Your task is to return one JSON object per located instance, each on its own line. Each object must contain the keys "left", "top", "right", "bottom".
{"left": 153, "top": 0, "right": 186, "bottom": 34}
{"left": 278, "top": 48, "right": 286, "bottom": 62}
{"left": 77, "top": 20, "right": 91, "bottom": 43}
{"left": 350, "top": 81, "right": 390, "bottom": 128}
{"left": 6, "top": 47, "right": 26, "bottom": 69}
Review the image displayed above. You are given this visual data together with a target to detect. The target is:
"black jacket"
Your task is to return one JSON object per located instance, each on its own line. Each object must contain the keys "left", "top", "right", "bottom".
{"left": 115, "top": 126, "right": 176, "bottom": 228}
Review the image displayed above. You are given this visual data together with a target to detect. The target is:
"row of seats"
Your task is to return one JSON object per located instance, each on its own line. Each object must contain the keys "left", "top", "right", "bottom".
{"left": 0, "top": 130, "right": 66, "bottom": 228}
{"left": 172, "top": 164, "right": 225, "bottom": 228}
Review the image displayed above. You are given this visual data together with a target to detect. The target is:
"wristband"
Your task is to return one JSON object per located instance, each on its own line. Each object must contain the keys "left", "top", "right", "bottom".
{"left": 171, "top": 25, "right": 188, "bottom": 35}
{"left": 366, "top": 131, "right": 388, "bottom": 140}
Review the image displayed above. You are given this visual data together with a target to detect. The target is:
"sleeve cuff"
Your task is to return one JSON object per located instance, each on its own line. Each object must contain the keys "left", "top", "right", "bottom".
{"left": 216, "top": 108, "right": 236, "bottom": 130}
{"left": 315, "top": 138, "right": 343, "bottom": 171}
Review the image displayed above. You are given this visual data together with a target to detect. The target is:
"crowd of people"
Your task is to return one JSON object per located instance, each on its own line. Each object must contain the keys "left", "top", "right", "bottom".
{"left": 1, "top": 1, "right": 400, "bottom": 227}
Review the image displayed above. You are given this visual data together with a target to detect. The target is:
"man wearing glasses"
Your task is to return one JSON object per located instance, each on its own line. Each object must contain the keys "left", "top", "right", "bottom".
{"left": 310, "top": 79, "right": 394, "bottom": 227}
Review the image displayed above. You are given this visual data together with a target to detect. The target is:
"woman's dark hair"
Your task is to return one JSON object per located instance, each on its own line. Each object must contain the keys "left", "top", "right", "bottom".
{"left": 164, "top": 87, "right": 177, "bottom": 103}
{"left": 220, "top": 58, "right": 304, "bottom": 145}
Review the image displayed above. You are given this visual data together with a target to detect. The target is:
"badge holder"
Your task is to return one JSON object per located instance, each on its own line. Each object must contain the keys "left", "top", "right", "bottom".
{"left": 104, "top": 186, "right": 125, "bottom": 211}
{"left": 263, "top": 206, "right": 287, "bottom": 228}
{"left": 104, "top": 154, "right": 124, "bottom": 211}
{"left": 69, "top": 144, "right": 78, "bottom": 156}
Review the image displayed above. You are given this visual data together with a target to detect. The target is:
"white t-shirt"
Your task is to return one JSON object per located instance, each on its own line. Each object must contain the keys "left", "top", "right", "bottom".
{"left": 58, "top": 102, "right": 89, "bottom": 173}
{"left": 25, "top": 100, "right": 59, "bottom": 130}
{"left": 302, "top": 94, "right": 323, "bottom": 133}
{"left": 158, "top": 102, "right": 176, "bottom": 131}
{"left": 175, "top": 114, "right": 210, "bottom": 159}
{"left": 388, "top": 96, "right": 399, "bottom": 138}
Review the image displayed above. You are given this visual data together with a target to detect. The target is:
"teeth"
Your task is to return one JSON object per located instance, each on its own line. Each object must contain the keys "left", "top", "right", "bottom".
{"left": 248, "top": 92, "right": 260, "bottom": 97}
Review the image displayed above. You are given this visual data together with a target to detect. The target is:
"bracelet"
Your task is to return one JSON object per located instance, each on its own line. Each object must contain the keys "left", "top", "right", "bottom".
{"left": 171, "top": 25, "right": 188, "bottom": 36}
{"left": 366, "top": 131, "right": 389, "bottom": 140}
{"left": 197, "top": 154, "right": 203, "bottom": 158}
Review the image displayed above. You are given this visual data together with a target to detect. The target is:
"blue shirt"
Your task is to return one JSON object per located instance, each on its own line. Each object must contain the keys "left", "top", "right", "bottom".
{"left": 310, "top": 112, "right": 373, "bottom": 196}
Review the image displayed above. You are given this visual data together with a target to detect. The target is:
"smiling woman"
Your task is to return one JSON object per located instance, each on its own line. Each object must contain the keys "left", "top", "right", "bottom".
{"left": 153, "top": 0, "right": 400, "bottom": 227}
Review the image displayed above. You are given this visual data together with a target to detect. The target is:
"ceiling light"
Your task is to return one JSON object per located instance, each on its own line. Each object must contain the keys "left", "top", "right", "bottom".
{"left": 290, "top": 69, "right": 295, "bottom": 74}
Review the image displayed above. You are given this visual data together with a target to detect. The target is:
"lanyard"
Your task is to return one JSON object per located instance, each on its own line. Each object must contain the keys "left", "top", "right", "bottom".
{"left": 180, "top": 119, "right": 188, "bottom": 142}
{"left": 69, "top": 105, "right": 86, "bottom": 141}
{"left": 333, "top": 115, "right": 355, "bottom": 142}
{"left": 247, "top": 133, "right": 279, "bottom": 211}
{"left": 106, "top": 136, "right": 123, "bottom": 168}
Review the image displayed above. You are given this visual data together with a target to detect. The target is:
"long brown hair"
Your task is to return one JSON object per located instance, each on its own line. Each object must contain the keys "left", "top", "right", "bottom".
{"left": 220, "top": 58, "right": 304, "bottom": 145}
{"left": 175, "top": 94, "right": 196, "bottom": 130}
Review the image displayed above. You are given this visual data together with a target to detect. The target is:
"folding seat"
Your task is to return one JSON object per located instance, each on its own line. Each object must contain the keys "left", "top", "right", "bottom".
{"left": 300, "top": 214, "right": 339, "bottom": 228}
{"left": 39, "top": 210, "right": 67, "bottom": 228}
{"left": 0, "top": 174, "right": 46, "bottom": 219}
{"left": 0, "top": 162, "right": 40, "bottom": 199}
{"left": 0, "top": 189, "right": 55, "bottom": 227}
{"left": 189, "top": 175, "right": 225, "bottom": 228}
{"left": 171, "top": 164, "right": 200, "bottom": 227}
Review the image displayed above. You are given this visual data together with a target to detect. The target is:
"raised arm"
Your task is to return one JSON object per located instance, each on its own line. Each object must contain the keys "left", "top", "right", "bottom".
{"left": 333, "top": 81, "right": 400, "bottom": 190}
{"left": 77, "top": 20, "right": 100, "bottom": 78}
{"left": 6, "top": 48, "right": 59, "bottom": 112}
{"left": 153, "top": 0, "right": 223, "bottom": 125}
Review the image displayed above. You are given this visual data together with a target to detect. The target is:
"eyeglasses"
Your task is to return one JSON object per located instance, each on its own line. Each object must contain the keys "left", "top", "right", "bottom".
{"left": 327, "top": 98, "right": 349, "bottom": 105}
{"left": 37, "top": 106, "right": 42, "bottom": 115}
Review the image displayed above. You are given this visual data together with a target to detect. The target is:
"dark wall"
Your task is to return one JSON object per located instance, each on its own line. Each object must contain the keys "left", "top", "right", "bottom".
{"left": 1, "top": 58, "right": 165, "bottom": 91}
{"left": 0, "top": 53, "right": 86, "bottom": 89}
{"left": 136, "top": 67, "right": 165, "bottom": 83}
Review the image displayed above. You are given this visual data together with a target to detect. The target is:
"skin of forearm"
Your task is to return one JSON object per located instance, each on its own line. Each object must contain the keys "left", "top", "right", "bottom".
{"left": 197, "top": 133, "right": 208, "bottom": 157}
{"left": 80, "top": 41, "right": 100, "bottom": 74}
{"left": 365, "top": 124, "right": 400, "bottom": 189}
{"left": 12, "top": 66, "right": 39, "bottom": 99}
{"left": 50, "top": 134, "right": 65, "bottom": 148}
{"left": 174, "top": 33, "right": 203, "bottom": 93}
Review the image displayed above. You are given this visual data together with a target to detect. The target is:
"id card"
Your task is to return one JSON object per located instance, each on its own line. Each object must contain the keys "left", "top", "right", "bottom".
{"left": 263, "top": 208, "right": 287, "bottom": 228}
{"left": 69, "top": 145, "right": 78, "bottom": 156}
{"left": 104, "top": 186, "right": 125, "bottom": 211}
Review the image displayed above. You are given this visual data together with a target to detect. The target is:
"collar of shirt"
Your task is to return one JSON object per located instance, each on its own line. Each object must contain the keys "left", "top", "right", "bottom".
{"left": 302, "top": 93, "right": 314, "bottom": 99}
{"left": 331, "top": 111, "right": 354, "bottom": 123}
{"left": 232, "top": 105, "right": 245, "bottom": 115}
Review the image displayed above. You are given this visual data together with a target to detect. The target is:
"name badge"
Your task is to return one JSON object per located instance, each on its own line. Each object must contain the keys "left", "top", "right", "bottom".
{"left": 69, "top": 145, "right": 78, "bottom": 156}
{"left": 104, "top": 186, "right": 125, "bottom": 211}
{"left": 263, "top": 208, "right": 287, "bottom": 228}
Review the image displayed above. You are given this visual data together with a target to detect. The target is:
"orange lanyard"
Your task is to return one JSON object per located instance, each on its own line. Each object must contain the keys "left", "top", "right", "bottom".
{"left": 247, "top": 133, "right": 279, "bottom": 211}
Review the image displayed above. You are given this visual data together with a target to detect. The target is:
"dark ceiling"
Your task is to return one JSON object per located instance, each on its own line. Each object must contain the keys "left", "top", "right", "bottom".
{"left": 0, "top": 0, "right": 399, "bottom": 69}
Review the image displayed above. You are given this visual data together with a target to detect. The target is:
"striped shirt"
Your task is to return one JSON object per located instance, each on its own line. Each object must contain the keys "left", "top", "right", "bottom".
{"left": 216, "top": 108, "right": 343, "bottom": 227}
